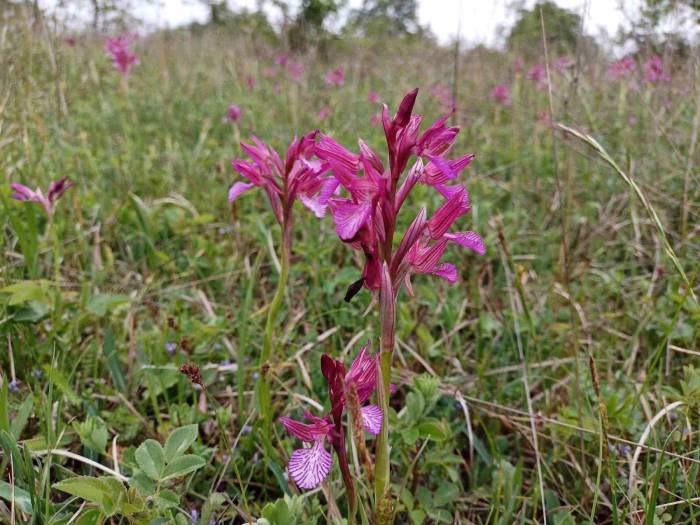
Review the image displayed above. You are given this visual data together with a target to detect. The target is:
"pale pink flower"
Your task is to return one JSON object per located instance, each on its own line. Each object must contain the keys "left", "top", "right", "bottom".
{"left": 324, "top": 67, "right": 345, "bottom": 87}
{"left": 490, "top": 84, "right": 511, "bottom": 106}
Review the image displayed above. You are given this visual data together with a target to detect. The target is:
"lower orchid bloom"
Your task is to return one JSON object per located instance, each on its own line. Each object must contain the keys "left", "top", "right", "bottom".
{"left": 279, "top": 344, "right": 383, "bottom": 491}
{"left": 10, "top": 176, "right": 74, "bottom": 218}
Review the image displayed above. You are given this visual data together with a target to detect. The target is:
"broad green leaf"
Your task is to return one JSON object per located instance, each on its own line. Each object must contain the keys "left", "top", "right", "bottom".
{"left": 130, "top": 472, "right": 155, "bottom": 497}
{"left": 53, "top": 476, "right": 112, "bottom": 505}
{"left": 0, "top": 379, "right": 9, "bottom": 433}
{"left": 0, "top": 481, "right": 33, "bottom": 514}
{"left": 417, "top": 419, "right": 448, "bottom": 441}
{"left": 135, "top": 439, "right": 165, "bottom": 481}
{"left": 163, "top": 424, "right": 199, "bottom": 463}
{"left": 74, "top": 508, "right": 104, "bottom": 525}
{"left": 153, "top": 489, "right": 180, "bottom": 509}
{"left": 434, "top": 482, "right": 460, "bottom": 507}
{"left": 161, "top": 454, "right": 205, "bottom": 480}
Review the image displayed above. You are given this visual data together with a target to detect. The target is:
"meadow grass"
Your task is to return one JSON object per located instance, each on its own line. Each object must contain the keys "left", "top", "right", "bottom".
{"left": 1, "top": 8, "right": 699, "bottom": 524}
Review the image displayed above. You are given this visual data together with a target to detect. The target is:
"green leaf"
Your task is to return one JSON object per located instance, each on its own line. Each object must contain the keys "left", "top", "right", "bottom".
{"left": 153, "top": 489, "right": 180, "bottom": 509}
{"left": 11, "top": 396, "right": 33, "bottom": 440}
{"left": 53, "top": 476, "right": 112, "bottom": 505}
{"left": 163, "top": 424, "right": 199, "bottom": 463}
{"left": 200, "top": 492, "right": 226, "bottom": 525}
{"left": 44, "top": 365, "right": 82, "bottom": 406}
{"left": 417, "top": 419, "right": 448, "bottom": 441}
{"left": 135, "top": 439, "right": 165, "bottom": 481}
{"left": 74, "top": 508, "right": 104, "bottom": 525}
{"left": 102, "top": 327, "right": 127, "bottom": 391}
{"left": 161, "top": 454, "right": 205, "bottom": 481}
{"left": 0, "top": 481, "right": 33, "bottom": 514}
{"left": 130, "top": 472, "right": 156, "bottom": 497}
{"left": 87, "top": 294, "right": 130, "bottom": 317}
{"left": 434, "top": 482, "right": 460, "bottom": 507}
{"left": 260, "top": 497, "right": 296, "bottom": 525}
{"left": 1, "top": 280, "right": 51, "bottom": 305}
{"left": 0, "top": 379, "right": 9, "bottom": 433}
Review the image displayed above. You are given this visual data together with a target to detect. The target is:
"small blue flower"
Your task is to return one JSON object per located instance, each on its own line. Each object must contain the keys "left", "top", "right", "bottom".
{"left": 190, "top": 509, "right": 199, "bottom": 524}
{"left": 165, "top": 342, "right": 177, "bottom": 355}
{"left": 31, "top": 368, "right": 43, "bottom": 379}
{"left": 8, "top": 380, "right": 20, "bottom": 393}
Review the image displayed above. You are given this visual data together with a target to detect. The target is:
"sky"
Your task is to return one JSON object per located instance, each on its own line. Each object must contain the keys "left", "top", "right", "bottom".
{"left": 42, "top": 0, "right": 696, "bottom": 50}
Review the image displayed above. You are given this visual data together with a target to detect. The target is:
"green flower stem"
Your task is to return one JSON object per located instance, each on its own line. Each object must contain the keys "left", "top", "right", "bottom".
{"left": 257, "top": 221, "right": 291, "bottom": 459}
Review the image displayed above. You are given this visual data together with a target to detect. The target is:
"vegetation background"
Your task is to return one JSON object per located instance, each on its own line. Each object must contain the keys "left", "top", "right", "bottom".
{"left": 1, "top": 0, "right": 699, "bottom": 523}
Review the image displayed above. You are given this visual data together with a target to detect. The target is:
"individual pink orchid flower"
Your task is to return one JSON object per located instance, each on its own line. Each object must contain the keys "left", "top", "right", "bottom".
{"left": 10, "top": 176, "right": 74, "bottom": 218}
{"left": 490, "top": 84, "right": 511, "bottom": 106}
{"left": 287, "top": 61, "right": 304, "bottom": 82}
{"left": 324, "top": 67, "right": 345, "bottom": 87}
{"left": 105, "top": 34, "right": 138, "bottom": 75}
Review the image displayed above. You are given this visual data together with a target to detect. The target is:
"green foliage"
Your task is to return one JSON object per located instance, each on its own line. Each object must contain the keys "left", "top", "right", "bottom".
{"left": 347, "top": 0, "right": 422, "bottom": 37}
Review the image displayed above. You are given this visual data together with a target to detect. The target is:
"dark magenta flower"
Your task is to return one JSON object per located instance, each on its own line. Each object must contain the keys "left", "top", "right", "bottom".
{"left": 105, "top": 34, "right": 138, "bottom": 76}
{"left": 227, "top": 105, "right": 242, "bottom": 122}
{"left": 11, "top": 176, "right": 74, "bottom": 217}
{"left": 644, "top": 56, "right": 671, "bottom": 83}
{"left": 324, "top": 67, "right": 345, "bottom": 87}
{"left": 490, "top": 84, "right": 511, "bottom": 106}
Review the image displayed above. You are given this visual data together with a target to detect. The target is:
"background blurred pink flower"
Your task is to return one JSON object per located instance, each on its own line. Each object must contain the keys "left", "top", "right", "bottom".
{"left": 227, "top": 105, "right": 242, "bottom": 122}
{"left": 608, "top": 56, "right": 636, "bottom": 80}
{"left": 105, "top": 34, "right": 138, "bottom": 75}
{"left": 554, "top": 56, "right": 573, "bottom": 71}
{"left": 370, "top": 112, "right": 382, "bottom": 126}
{"left": 644, "top": 56, "right": 670, "bottom": 83}
{"left": 490, "top": 84, "right": 511, "bottom": 106}
{"left": 325, "top": 67, "right": 345, "bottom": 87}
{"left": 527, "top": 64, "right": 547, "bottom": 89}
{"left": 367, "top": 90, "right": 380, "bottom": 104}
{"left": 429, "top": 83, "right": 455, "bottom": 111}
{"left": 287, "top": 62, "right": 304, "bottom": 82}
{"left": 317, "top": 106, "right": 332, "bottom": 121}
{"left": 245, "top": 75, "right": 257, "bottom": 90}
{"left": 514, "top": 57, "right": 525, "bottom": 72}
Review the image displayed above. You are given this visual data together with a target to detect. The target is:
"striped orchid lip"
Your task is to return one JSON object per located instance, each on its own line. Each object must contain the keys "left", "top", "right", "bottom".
{"left": 279, "top": 344, "right": 385, "bottom": 490}
{"left": 10, "top": 176, "right": 74, "bottom": 218}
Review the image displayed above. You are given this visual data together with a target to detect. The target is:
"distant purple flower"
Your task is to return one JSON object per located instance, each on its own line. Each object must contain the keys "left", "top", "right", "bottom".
{"left": 263, "top": 66, "right": 276, "bottom": 78}
{"left": 165, "top": 342, "right": 177, "bottom": 355}
{"left": 554, "top": 56, "right": 573, "bottom": 71}
{"left": 317, "top": 106, "right": 332, "bottom": 121}
{"left": 490, "top": 84, "right": 511, "bottom": 106}
{"left": 10, "top": 176, "right": 74, "bottom": 217}
{"left": 527, "top": 64, "right": 547, "bottom": 90}
{"left": 324, "top": 67, "right": 345, "bottom": 87}
{"left": 245, "top": 75, "right": 256, "bottom": 90}
{"left": 8, "top": 380, "right": 19, "bottom": 393}
{"left": 644, "top": 56, "right": 670, "bottom": 83}
{"left": 287, "top": 62, "right": 304, "bottom": 82}
{"left": 608, "top": 56, "right": 636, "bottom": 81}
{"left": 31, "top": 368, "right": 43, "bottom": 379}
{"left": 370, "top": 112, "right": 382, "bottom": 126}
{"left": 65, "top": 35, "right": 76, "bottom": 47}
{"left": 367, "top": 90, "right": 381, "bottom": 104}
{"left": 275, "top": 53, "right": 289, "bottom": 67}
{"left": 227, "top": 105, "right": 242, "bottom": 122}
{"left": 429, "top": 83, "right": 455, "bottom": 111}
{"left": 514, "top": 57, "right": 525, "bottom": 72}
{"left": 105, "top": 34, "right": 138, "bottom": 76}
{"left": 190, "top": 509, "right": 199, "bottom": 524}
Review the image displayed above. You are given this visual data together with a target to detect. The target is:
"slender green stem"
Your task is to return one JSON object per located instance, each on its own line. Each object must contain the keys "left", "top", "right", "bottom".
{"left": 50, "top": 218, "right": 62, "bottom": 329}
{"left": 257, "top": 221, "right": 291, "bottom": 458}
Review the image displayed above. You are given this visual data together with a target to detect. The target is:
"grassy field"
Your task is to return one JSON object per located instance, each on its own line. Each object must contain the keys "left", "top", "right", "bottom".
{"left": 1, "top": 6, "right": 699, "bottom": 525}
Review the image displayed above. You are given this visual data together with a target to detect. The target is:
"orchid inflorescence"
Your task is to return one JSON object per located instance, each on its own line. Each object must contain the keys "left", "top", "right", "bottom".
{"left": 10, "top": 176, "right": 74, "bottom": 218}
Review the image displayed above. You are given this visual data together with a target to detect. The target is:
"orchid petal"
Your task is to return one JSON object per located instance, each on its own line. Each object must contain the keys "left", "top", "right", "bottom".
{"left": 445, "top": 231, "right": 486, "bottom": 256}
{"left": 431, "top": 262, "right": 458, "bottom": 283}
{"left": 330, "top": 199, "right": 372, "bottom": 240}
{"left": 228, "top": 182, "right": 254, "bottom": 203}
{"left": 288, "top": 442, "right": 332, "bottom": 489}
{"left": 361, "top": 405, "right": 383, "bottom": 435}
{"left": 428, "top": 187, "right": 470, "bottom": 239}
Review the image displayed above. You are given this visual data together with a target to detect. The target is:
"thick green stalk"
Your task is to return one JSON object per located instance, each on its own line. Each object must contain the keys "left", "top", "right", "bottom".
{"left": 257, "top": 222, "right": 291, "bottom": 454}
